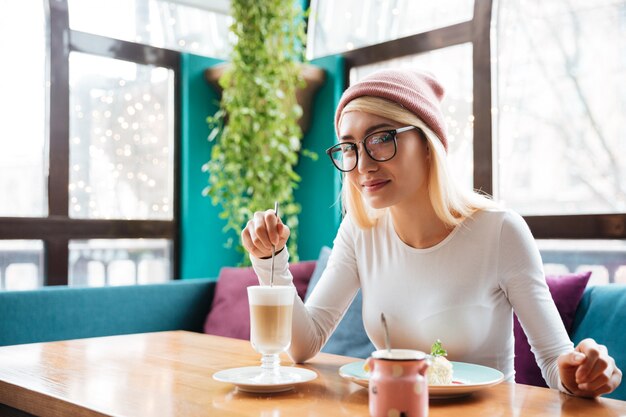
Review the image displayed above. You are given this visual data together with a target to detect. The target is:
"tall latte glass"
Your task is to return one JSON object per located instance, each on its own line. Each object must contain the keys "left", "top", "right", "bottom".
{"left": 247, "top": 285, "right": 295, "bottom": 383}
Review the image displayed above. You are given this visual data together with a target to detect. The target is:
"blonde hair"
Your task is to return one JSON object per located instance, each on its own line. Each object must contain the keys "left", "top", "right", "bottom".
{"left": 338, "top": 96, "right": 498, "bottom": 229}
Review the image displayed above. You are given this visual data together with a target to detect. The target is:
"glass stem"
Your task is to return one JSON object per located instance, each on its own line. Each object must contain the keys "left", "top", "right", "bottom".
{"left": 261, "top": 353, "right": 280, "bottom": 376}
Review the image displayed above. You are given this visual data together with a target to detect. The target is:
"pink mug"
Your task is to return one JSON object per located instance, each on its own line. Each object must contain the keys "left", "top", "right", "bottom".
{"left": 366, "top": 349, "right": 429, "bottom": 417}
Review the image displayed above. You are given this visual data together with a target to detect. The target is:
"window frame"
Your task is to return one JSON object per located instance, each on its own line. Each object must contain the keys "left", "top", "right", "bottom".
{"left": 338, "top": 0, "right": 626, "bottom": 241}
{"left": 0, "top": 0, "right": 180, "bottom": 285}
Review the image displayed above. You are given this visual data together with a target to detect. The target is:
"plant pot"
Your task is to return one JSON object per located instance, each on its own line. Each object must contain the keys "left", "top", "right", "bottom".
{"left": 205, "top": 62, "right": 326, "bottom": 133}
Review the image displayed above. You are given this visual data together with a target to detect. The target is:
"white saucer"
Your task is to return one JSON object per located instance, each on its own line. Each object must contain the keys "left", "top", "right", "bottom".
{"left": 213, "top": 366, "right": 318, "bottom": 393}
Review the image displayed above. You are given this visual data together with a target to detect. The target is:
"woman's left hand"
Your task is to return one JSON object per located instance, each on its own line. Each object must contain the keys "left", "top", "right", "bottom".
{"left": 557, "top": 338, "right": 622, "bottom": 397}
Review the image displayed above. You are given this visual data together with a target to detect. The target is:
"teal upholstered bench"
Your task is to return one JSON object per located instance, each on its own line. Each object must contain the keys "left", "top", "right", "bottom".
{"left": 0, "top": 278, "right": 215, "bottom": 346}
{"left": 1, "top": 271, "right": 625, "bottom": 401}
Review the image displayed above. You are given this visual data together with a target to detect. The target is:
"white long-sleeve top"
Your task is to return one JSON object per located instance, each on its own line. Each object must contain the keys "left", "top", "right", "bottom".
{"left": 251, "top": 208, "right": 574, "bottom": 390}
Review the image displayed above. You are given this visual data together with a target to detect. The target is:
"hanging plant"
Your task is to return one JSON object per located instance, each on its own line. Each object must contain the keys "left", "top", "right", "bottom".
{"left": 203, "top": 0, "right": 311, "bottom": 264}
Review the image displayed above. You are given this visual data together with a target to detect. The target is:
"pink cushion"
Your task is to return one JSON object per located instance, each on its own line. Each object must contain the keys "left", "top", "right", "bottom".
{"left": 514, "top": 271, "right": 591, "bottom": 387}
{"left": 203, "top": 261, "right": 316, "bottom": 340}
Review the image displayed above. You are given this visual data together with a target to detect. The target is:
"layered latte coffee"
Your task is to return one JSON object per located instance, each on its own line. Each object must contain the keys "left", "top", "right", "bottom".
{"left": 247, "top": 286, "right": 295, "bottom": 355}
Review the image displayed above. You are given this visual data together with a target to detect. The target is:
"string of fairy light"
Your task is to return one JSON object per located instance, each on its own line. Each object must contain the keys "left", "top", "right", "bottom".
{"left": 69, "top": 67, "right": 173, "bottom": 220}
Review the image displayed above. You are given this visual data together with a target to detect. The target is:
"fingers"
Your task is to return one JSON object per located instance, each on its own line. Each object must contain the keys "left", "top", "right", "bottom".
{"left": 574, "top": 339, "right": 603, "bottom": 393}
{"left": 578, "top": 371, "right": 611, "bottom": 395}
{"left": 241, "top": 209, "right": 290, "bottom": 258}
{"left": 252, "top": 212, "right": 269, "bottom": 247}
{"left": 578, "top": 364, "right": 620, "bottom": 396}
{"left": 612, "top": 366, "right": 623, "bottom": 393}
{"left": 563, "top": 338, "right": 622, "bottom": 397}
{"left": 575, "top": 339, "right": 606, "bottom": 383}
{"left": 278, "top": 218, "right": 290, "bottom": 241}
{"left": 264, "top": 212, "right": 282, "bottom": 246}
{"left": 241, "top": 225, "right": 265, "bottom": 259}
{"left": 577, "top": 352, "right": 608, "bottom": 385}
{"left": 558, "top": 350, "right": 586, "bottom": 369}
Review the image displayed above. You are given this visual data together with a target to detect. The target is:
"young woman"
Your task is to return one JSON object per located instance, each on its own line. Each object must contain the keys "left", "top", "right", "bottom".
{"left": 241, "top": 69, "right": 621, "bottom": 397}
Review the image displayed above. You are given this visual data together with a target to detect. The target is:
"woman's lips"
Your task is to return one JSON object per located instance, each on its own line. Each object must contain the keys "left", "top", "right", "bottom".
{"left": 362, "top": 180, "right": 390, "bottom": 192}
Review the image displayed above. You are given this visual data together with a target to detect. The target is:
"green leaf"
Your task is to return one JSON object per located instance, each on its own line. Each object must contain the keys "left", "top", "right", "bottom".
{"left": 301, "top": 148, "right": 318, "bottom": 161}
{"left": 430, "top": 339, "right": 448, "bottom": 357}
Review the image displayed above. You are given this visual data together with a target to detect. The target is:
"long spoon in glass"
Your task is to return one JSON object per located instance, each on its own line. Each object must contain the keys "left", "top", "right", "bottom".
{"left": 270, "top": 201, "right": 279, "bottom": 287}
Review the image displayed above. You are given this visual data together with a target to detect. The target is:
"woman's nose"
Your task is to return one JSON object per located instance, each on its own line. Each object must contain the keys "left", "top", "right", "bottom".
{"left": 356, "top": 144, "right": 377, "bottom": 173}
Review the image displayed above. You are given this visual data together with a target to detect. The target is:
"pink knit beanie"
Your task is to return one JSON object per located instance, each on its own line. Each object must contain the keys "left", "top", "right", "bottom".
{"left": 334, "top": 69, "right": 448, "bottom": 151}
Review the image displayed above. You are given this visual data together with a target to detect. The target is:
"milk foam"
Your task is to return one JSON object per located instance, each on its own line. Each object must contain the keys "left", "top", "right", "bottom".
{"left": 247, "top": 286, "right": 294, "bottom": 306}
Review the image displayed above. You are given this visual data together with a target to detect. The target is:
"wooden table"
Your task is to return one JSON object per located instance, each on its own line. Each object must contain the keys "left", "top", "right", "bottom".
{"left": 0, "top": 331, "right": 625, "bottom": 416}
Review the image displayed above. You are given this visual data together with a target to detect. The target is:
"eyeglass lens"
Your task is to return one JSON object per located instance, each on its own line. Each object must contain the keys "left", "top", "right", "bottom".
{"left": 329, "top": 131, "right": 396, "bottom": 171}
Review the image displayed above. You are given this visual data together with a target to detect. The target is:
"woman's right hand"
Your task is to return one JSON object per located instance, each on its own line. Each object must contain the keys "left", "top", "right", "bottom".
{"left": 241, "top": 209, "right": 290, "bottom": 259}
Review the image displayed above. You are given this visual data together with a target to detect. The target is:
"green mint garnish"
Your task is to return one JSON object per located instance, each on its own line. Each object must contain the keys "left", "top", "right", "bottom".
{"left": 430, "top": 339, "right": 447, "bottom": 357}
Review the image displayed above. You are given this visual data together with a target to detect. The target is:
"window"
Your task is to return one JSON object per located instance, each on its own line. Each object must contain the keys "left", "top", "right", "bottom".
{"left": 69, "top": 52, "right": 174, "bottom": 220}
{"left": 538, "top": 239, "right": 626, "bottom": 285}
{"left": 494, "top": 0, "right": 626, "bottom": 275}
{"left": 0, "top": 0, "right": 180, "bottom": 287}
{"left": 495, "top": 0, "right": 626, "bottom": 215}
{"left": 0, "top": 241, "right": 44, "bottom": 291}
{"left": 307, "top": 0, "right": 474, "bottom": 58}
{"left": 0, "top": 2, "right": 48, "bottom": 217}
{"left": 68, "top": 239, "right": 171, "bottom": 286}
{"left": 68, "top": 0, "right": 232, "bottom": 59}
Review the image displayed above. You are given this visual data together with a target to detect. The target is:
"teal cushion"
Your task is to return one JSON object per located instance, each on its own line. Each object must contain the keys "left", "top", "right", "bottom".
{"left": 0, "top": 279, "right": 215, "bottom": 346}
{"left": 571, "top": 285, "right": 626, "bottom": 400}
{"left": 305, "top": 246, "right": 376, "bottom": 359}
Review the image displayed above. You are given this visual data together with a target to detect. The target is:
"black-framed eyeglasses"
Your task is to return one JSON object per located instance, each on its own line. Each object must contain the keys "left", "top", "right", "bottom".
{"left": 325, "top": 126, "right": 419, "bottom": 172}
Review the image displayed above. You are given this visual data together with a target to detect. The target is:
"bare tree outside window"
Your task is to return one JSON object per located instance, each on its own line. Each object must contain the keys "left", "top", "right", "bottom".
{"left": 496, "top": 0, "right": 626, "bottom": 215}
{"left": 306, "top": 0, "right": 474, "bottom": 58}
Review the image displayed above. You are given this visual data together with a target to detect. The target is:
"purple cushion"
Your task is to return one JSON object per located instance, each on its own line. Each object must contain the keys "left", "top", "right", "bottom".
{"left": 514, "top": 271, "right": 591, "bottom": 387}
{"left": 203, "top": 261, "right": 316, "bottom": 340}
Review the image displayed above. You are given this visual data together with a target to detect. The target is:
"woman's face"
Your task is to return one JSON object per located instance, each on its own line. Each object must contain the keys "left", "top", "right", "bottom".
{"left": 339, "top": 110, "right": 430, "bottom": 210}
